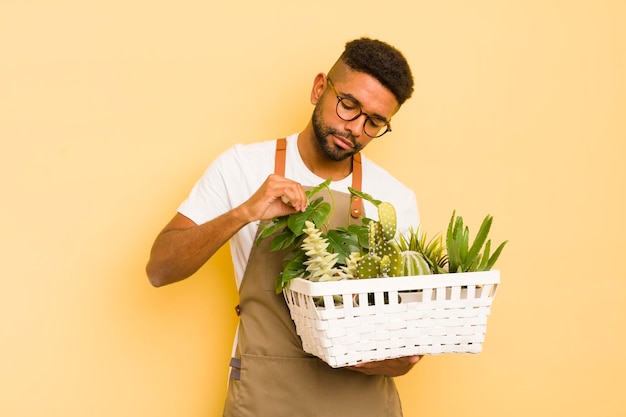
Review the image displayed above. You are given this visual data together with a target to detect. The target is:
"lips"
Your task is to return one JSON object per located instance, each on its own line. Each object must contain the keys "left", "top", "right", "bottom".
{"left": 332, "top": 134, "right": 354, "bottom": 150}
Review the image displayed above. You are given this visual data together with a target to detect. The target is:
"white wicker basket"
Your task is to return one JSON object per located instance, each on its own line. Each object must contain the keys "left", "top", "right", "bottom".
{"left": 283, "top": 270, "right": 500, "bottom": 368}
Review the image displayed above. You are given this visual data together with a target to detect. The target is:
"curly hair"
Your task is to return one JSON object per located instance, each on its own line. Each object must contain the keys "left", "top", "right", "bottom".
{"left": 338, "top": 38, "right": 414, "bottom": 106}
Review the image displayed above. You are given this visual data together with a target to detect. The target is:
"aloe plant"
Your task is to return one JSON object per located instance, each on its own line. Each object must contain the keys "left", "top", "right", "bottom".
{"left": 446, "top": 210, "right": 508, "bottom": 273}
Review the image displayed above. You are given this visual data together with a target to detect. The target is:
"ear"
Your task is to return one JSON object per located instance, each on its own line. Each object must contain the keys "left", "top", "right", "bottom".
{"left": 310, "top": 73, "right": 327, "bottom": 105}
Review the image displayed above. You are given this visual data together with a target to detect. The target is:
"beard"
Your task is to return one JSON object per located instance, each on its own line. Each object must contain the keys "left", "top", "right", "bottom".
{"left": 312, "top": 105, "right": 364, "bottom": 162}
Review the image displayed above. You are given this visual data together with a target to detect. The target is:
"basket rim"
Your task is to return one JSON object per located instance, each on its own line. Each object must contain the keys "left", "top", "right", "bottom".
{"left": 285, "top": 269, "right": 500, "bottom": 297}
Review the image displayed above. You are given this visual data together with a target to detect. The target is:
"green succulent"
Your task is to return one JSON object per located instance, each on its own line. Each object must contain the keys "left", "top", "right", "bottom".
{"left": 396, "top": 227, "right": 448, "bottom": 274}
{"left": 446, "top": 210, "right": 508, "bottom": 273}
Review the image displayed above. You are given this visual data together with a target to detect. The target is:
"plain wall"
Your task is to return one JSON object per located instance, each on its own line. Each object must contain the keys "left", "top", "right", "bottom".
{"left": 1, "top": 1, "right": 624, "bottom": 416}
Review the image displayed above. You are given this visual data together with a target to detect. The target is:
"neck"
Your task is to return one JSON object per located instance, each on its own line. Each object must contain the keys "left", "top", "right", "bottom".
{"left": 297, "top": 125, "right": 353, "bottom": 181}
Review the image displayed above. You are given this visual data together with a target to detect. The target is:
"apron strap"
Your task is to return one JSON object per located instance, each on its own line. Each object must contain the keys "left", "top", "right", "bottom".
{"left": 350, "top": 152, "right": 363, "bottom": 218}
{"left": 275, "top": 137, "right": 287, "bottom": 176}
{"left": 274, "top": 138, "right": 363, "bottom": 217}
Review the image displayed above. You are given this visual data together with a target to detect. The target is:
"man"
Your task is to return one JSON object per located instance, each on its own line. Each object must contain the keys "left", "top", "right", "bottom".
{"left": 146, "top": 38, "right": 422, "bottom": 416}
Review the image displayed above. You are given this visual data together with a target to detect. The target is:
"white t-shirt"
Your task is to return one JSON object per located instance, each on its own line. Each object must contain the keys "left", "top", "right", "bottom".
{"left": 178, "top": 133, "right": 420, "bottom": 289}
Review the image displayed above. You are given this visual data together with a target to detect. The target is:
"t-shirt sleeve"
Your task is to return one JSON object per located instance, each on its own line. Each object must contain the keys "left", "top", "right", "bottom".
{"left": 177, "top": 149, "right": 238, "bottom": 225}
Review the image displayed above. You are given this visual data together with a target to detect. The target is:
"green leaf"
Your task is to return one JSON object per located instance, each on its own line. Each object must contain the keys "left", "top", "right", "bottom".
{"left": 350, "top": 223, "right": 371, "bottom": 249}
{"left": 477, "top": 240, "right": 492, "bottom": 271}
{"left": 446, "top": 210, "right": 456, "bottom": 245}
{"left": 258, "top": 223, "right": 279, "bottom": 240}
{"left": 270, "top": 229, "right": 296, "bottom": 251}
{"left": 307, "top": 178, "right": 331, "bottom": 199}
{"left": 348, "top": 187, "right": 382, "bottom": 207}
{"left": 446, "top": 211, "right": 463, "bottom": 272}
{"left": 485, "top": 240, "right": 508, "bottom": 270}
{"left": 308, "top": 202, "right": 332, "bottom": 228}
{"left": 459, "top": 226, "right": 469, "bottom": 266}
{"left": 275, "top": 252, "right": 307, "bottom": 293}
{"left": 285, "top": 201, "right": 331, "bottom": 235}
{"left": 286, "top": 210, "right": 312, "bottom": 236}
{"left": 258, "top": 217, "right": 286, "bottom": 238}
{"left": 467, "top": 215, "right": 492, "bottom": 264}
{"left": 308, "top": 196, "right": 324, "bottom": 209}
{"left": 467, "top": 253, "right": 480, "bottom": 272}
{"left": 327, "top": 228, "right": 361, "bottom": 264}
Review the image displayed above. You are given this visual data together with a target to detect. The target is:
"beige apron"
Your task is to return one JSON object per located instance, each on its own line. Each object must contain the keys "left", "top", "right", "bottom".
{"left": 223, "top": 139, "right": 403, "bottom": 417}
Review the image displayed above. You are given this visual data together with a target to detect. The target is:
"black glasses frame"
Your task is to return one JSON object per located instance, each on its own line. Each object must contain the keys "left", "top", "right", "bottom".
{"left": 326, "top": 78, "right": 392, "bottom": 138}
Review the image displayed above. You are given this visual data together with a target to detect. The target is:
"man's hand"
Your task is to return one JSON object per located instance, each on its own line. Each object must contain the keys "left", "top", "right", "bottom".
{"left": 345, "top": 355, "right": 422, "bottom": 377}
{"left": 146, "top": 174, "right": 307, "bottom": 287}
{"left": 239, "top": 174, "right": 308, "bottom": 222}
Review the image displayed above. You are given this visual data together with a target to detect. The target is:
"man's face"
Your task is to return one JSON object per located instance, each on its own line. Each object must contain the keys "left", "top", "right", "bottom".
{"left": 312, "top": 71, "right": 398, "bottom": 162}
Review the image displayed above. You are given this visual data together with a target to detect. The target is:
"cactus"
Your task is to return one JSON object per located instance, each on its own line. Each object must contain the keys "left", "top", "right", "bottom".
{"left": 400, "top": 251, "right": 432, "bottom": 276}
{"left": 357, "top": 253, "right": 382, "bottom": 278}
{"left": 380, "top": 255, "right": 392, "bottom": 276}
{"left": 354, "top": 200, "right": 404, "bottom": 278}
{"left": 368, "top": 221, "right": 383, "bottom": 256}
{"left": 377, "top": 202, "right": 397, "bottom": 241}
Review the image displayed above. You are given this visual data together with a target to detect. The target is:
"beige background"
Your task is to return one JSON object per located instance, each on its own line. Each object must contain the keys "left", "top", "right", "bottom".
{"left": 1, "top": 1, "right": 624, "bottom": 416}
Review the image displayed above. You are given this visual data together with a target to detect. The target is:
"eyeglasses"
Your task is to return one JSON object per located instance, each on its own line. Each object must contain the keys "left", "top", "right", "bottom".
{"left": 326, "top": 78, "right": 392, "bottom": 138}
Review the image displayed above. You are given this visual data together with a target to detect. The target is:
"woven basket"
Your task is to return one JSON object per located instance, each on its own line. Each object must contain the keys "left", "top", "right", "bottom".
{"left": 283, "top": 270, "right": 500, "bottom": 368}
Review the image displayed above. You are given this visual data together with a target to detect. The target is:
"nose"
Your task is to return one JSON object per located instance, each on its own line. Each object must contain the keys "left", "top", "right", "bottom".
{"left": 343, "top": 114, "right": 368, "bottom": 137}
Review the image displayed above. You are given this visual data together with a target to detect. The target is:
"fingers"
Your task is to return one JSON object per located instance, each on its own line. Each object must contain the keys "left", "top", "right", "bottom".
{"left": 241, "top": 175, "right": 309, "bottom": 222}
{"left": 407, "top": 355, "right": 422, "bottom": 364}
{"left": 260, "top": 174, "right": 306, "bottom": 212}
{"left": 277, "top": 181, "right": 307, "bottom": 212}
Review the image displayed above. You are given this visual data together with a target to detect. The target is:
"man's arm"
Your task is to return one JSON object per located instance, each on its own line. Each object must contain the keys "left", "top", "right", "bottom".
{"left": 145, "top": 174, "right": 308, "bottom": 287}
{"left": 146, "top": 209, "right": 248, "bottom": 287}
